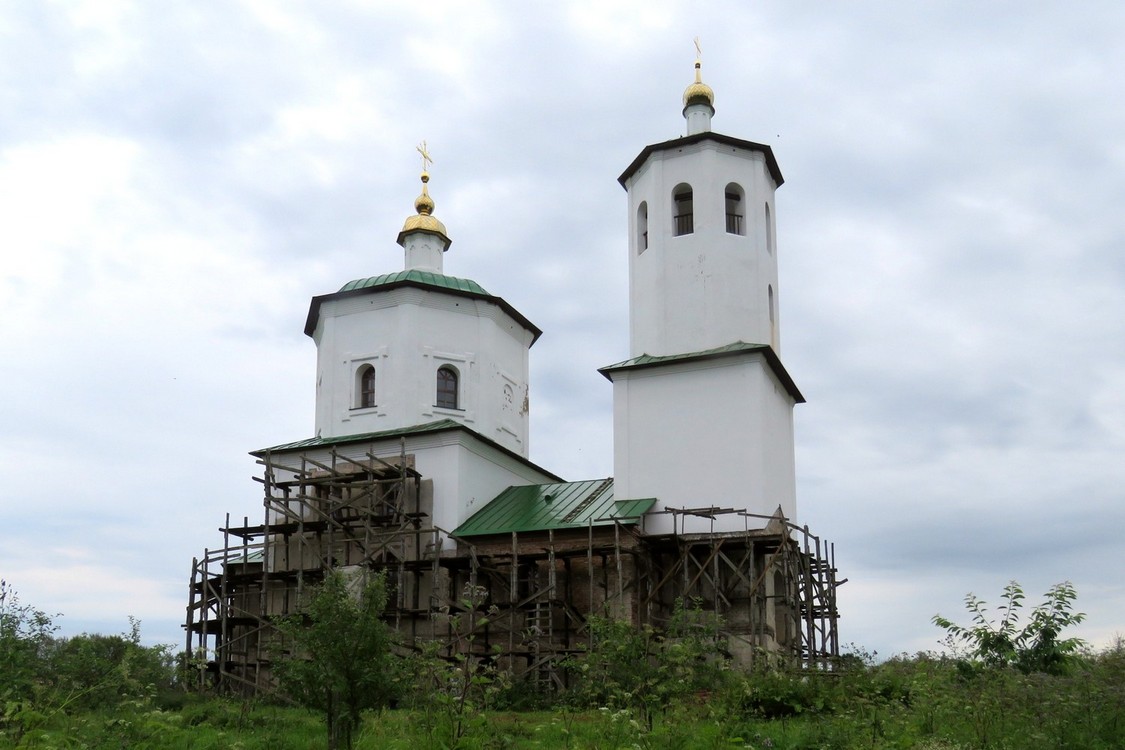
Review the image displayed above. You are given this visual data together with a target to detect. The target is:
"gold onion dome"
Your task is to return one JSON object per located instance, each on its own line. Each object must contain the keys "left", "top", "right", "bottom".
{"left": 398, "top": 170, "right": 450, "bottom": 244}
{"left": 682, "top": 60, "right": 715, "bottom": 109}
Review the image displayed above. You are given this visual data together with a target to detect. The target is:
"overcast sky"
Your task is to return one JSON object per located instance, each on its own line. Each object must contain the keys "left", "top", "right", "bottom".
{"left": 2, "top": 1, "right": 1123, "bottom": 658}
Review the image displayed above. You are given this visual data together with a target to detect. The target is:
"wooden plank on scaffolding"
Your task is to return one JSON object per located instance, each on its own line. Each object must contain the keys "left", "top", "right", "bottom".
{"left": 219, "top": 514, "right": 232, "bottom": 691}
{"left": 510, "top": 532, "right": 517, "bottom": 659}
{"left": 638, "top": 553, "right": 685, "bottom": 611}
{"left": 548, "top": 528, "right": 556, "bottom": 644}
{"left": 199, "top": 551, "right": 210, "bottom": 688}
{"left": 614, "top": 522, "right": 624, "bottom": 609}
{"left": 801, "top": 525, "right": 815, "bottom": 667}
{"left": 681, "top": 539, "right": 725, "bottom": 602}
{"left": 185, "top": 557, "right": 198, "bottom": 664}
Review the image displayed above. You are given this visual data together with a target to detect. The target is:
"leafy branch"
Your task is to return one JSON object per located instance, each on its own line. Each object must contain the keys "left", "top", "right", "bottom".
{"left": 933, "top": 581, "right": 1086, "bottom": 675}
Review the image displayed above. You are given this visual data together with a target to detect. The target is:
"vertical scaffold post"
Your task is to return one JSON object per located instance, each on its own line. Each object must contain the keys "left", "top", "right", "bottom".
{"left": 712, "top": 534, "right": 721, "bottom": 615}
{"left": 296, "top": 455, "right": 307, "bottom": 607}
{"left": 199, "top": 550, "right": 210, "bottom": 687}
{"left": 186, "top": 557, "right": 198, "bottom": 678}
{"left": 548, "top": 528, "right": 557, "bottom": 647}
{"left": 509, "top": 531, "right": 517, "bottom": 661}
{"left": 586, "top": 520, "right": 594, "bottom": 647}
{"left": 830, "top": 541, "right": 839, "bottom": 658}
{"left": 801, "top": 525, "right": 815, "bottom": 664}
{"left": 614, "top": 522, "right": 624, "bottom": 611}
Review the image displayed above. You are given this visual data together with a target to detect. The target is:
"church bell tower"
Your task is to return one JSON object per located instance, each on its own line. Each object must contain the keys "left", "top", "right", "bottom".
{"left": 602, "top": 56, "right": 804, "bottom": 535}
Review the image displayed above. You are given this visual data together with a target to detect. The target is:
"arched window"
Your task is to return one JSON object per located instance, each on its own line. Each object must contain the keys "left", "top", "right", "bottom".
{"left": 356, "top": 365, "right": 376, "bottom": 408}
{"left": 765, "top": 203, "right": 773, "bottom": 254}
{"left": 436, "top": 365, "right": 459, "bottom": 409}
{"left": 725, "top": 183, "right": 745, "bottom": 235}
{"left": 672, "top": 184, "right": 693, "bottom": 236}
{"left": 637, "top": 201, "right": 649, "bottom": 254}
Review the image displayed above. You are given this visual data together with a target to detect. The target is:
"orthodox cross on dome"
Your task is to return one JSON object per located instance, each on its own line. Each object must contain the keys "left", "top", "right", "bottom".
{"left": 398, "top": 138, "right": 450, "bottom": 257}
{"left": 683, "top": 36, "right": 715, "bottom": 133}
{"left": 411, "top": 139, "right": 436, "bottom": 215}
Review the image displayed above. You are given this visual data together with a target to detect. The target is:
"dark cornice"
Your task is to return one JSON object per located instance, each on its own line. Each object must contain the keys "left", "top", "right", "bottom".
{"left": 599, "top": 342, "right": 804, "bottom": 404}
{"left": 618, "top": 131, "right": 784, "bottom": 189}
{"left": 304, "top": 279, "right": 542, "bottom": 344}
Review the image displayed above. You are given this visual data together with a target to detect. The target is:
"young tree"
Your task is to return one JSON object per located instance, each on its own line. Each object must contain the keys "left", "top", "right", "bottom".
{"left": 1, "top": 581, "right": 58, "bottom": 742}
{"left": 272, "top": 571, "right": 398, "bottom": 750}
{"left": 0, "top": 580, "right": 56, "bottom": 703}
{"left": 933, "top": 580, "right": 1087, "bottom": 675}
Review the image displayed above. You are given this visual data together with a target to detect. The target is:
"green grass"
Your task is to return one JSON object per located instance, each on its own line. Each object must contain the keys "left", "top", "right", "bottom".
{"left": 3, "top": 646, "right": 1123, "bottom": 750}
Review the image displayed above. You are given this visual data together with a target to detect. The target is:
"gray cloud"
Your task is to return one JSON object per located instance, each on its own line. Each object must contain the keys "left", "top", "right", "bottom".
{"left": 2, "top": 1, "right": 1122, "bottom": 654}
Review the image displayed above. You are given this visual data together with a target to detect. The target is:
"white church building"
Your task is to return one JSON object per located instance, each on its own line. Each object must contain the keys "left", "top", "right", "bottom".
{"left": 186, "top": 60, "right": 840, "bottom": 692}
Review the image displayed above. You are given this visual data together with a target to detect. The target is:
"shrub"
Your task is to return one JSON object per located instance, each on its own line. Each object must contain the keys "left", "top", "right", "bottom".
{"left": 0, "top": 580, "right": 57, "bottom": 704}
{"left": 46, "top": 618, "right": 176, "bottom": 711}
{"left": 933, "top": 581, "right": 1086, "bottom": 675}
{"left": 565, "top": 599, "right": 729, "bottom": 730}
{"left": 406, "top": 583, "right": 511, "bottom": 748}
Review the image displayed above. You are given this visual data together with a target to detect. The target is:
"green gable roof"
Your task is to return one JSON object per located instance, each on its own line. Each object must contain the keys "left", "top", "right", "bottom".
{"left": 454, "top": 478, "right": 656, "bottom": 537}
{"left": 598, "top": 341, "right": 805, "bottom": 404}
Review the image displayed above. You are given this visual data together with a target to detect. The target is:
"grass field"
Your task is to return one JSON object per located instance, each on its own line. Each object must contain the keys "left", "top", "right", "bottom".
{"left": 4, "top": 582, "right": 1121, "bottom": 749}
{"left": 5, "top": 645, "right": 1123, "bottom": 750}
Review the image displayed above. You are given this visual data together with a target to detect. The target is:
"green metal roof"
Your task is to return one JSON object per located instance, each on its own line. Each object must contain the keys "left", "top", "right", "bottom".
{"left": 253, "top": 419, "right": 460, "bottom": 454}
{"left": 453, "top": 478, "right": 656, "bottom": 537}
{"left": 600, "top": 341, "right": 769, "bottom": 371}
{"left": 304, "top": 268, "right": 541, "bottom": 343}
{"left": 598, "top": 341, "right": 805, "bottom": 404}
{"left": 339, "top": 269, "right": 490, "bottom": 295}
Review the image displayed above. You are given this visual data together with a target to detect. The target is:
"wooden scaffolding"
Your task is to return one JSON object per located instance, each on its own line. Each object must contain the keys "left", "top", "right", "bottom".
{"left": 185, "top": 451, "right": 841, "bottom": 694}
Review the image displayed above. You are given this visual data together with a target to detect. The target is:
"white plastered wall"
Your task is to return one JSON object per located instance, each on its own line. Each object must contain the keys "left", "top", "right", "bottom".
{"left": 610, "top": 353, "right": 797, "bottom": 535}
{"left": 311, "top": 287, "right": 534, "bottom": 456}
{"left": 624, "top": 139, "right": 781, "bottom": 358}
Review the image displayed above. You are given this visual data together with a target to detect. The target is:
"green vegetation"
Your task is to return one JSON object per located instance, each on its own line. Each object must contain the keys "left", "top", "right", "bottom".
{"left": 2, "top": 579, "right": 1122, "bottom": 749}
{"left": 1, "top": 579, "right": 176, "bottom": 746}
{"left": 272, "top": 571, "right": 398, "bottom": 750}
{"left": 405, "top": 583, "right": 512, "bottom": 747}
{"left": 564, "top": 598, "right": 727, "bottom": 730}
{"left": 933, "top": 580, "right": 1087, "bottom": 676}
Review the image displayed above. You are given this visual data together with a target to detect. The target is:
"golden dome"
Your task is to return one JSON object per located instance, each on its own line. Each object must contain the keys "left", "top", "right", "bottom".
{"left": 400, "top": 212, "right": 447, "bottom": 235}
{"left": 682, "top": 60, "right": 715, "bottom": 109}
{"left": 398, "top": 169, "right": 450, "bottom": 247}
{"left": 413, "top": 172, "right": 435, "bottom": 214}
